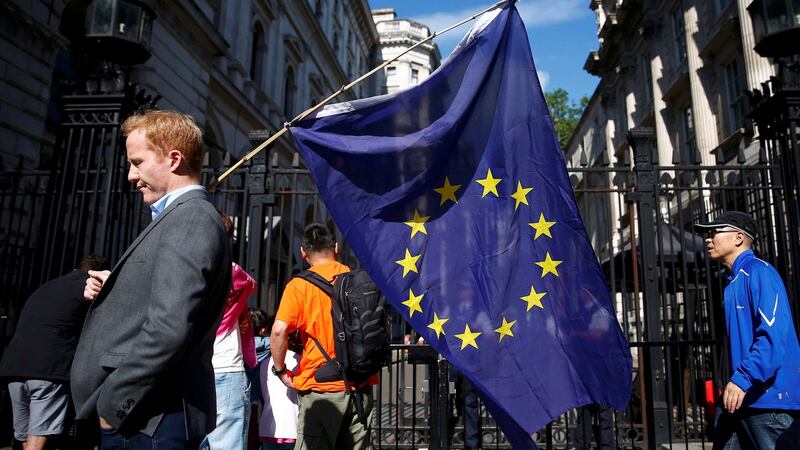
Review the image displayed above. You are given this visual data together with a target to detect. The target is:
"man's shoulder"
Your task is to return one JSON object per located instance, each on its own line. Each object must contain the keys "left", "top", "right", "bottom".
{"left": 26, "top": 271, "right": 86, "bottom": 305}
{"left": 741, "top": 255, "right": 779, "bottom": 279}
{"left": 161, "top": 194, "right": 222, "bottom": 230}
{"left": 282, "top": 276, "right": 312, "bottom": 298}
{"left": 171, "top": 192, "right": 215, "bottom": 215}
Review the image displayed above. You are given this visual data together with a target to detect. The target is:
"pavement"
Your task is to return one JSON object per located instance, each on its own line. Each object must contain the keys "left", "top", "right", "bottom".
{"left": 658, "top": 442, "right": 712, "bottom": 450}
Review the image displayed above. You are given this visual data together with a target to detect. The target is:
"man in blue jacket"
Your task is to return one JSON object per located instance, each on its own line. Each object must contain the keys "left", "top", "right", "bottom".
{"left": 695, "top": 211, "right": 800, "bottom": 449}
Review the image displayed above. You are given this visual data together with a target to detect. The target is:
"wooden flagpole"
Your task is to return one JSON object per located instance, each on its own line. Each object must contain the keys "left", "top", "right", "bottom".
{"left": 209, "top": 0, "right": 510, "bottom": 191}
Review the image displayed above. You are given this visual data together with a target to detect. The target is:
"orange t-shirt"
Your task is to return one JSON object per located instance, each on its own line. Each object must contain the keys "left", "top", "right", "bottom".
{"left": 276, "top": 261, "right": 379, "bottom": 393}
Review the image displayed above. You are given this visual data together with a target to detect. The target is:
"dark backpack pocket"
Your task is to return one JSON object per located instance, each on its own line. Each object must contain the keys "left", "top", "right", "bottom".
{"left": 313, "top": 360, "right": 342, "bottom": 383}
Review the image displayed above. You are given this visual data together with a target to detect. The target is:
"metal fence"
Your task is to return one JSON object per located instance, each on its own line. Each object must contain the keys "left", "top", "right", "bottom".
{"left": 1, "top": 91, "right": 799, "bottom": 449}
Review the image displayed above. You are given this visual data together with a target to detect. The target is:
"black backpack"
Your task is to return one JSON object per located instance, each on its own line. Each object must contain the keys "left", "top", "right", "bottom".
{"left": 295, "top": 268, "right": 390, "bottom": 383}
{"left": 295, "top": 268, "right": 390, "bottom": 424}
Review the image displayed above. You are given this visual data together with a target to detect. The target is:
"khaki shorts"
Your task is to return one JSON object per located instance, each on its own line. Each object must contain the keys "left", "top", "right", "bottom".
{"left": 8, "top": 380, "right": 69, "bottom": 441}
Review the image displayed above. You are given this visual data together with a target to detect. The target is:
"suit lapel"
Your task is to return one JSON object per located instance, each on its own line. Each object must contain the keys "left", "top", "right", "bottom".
{"left": 93, "top": 189, "right": 208, "bottom": 307}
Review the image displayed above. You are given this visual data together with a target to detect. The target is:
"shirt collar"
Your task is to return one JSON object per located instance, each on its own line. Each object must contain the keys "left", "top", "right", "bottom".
{"left": 149, "top": 185, "right": 204, "bottom": 221}
{"left": 728, "top": 249, "right": 754, "bottom": 281}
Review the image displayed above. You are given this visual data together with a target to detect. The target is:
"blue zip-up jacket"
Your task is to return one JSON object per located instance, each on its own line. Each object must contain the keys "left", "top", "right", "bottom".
{"left": 725, "top": 249, "right": 800, "bottom": 410}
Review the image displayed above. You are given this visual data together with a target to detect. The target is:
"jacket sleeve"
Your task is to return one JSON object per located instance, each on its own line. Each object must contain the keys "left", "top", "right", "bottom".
{"left": 96, "top": 206, "right": 228, "bottom": 430}
{"left": 217, "top": 263, "right": 256, "bottom": 335}
{"left": 730, "top": 263, "right": 791, "bottom": 391}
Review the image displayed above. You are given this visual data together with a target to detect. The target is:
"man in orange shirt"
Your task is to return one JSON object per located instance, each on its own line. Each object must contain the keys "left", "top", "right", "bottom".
{"left": 270, "top": 223, "right": 375, "bottom": 450}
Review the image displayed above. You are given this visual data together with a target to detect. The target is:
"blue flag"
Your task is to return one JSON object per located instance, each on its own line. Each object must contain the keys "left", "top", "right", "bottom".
{"left": 290, "top": 3, "right": 631, "bottom": 448}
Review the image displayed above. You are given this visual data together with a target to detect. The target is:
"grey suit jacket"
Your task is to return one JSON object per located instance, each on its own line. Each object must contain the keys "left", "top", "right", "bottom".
{"left": 71, "top": 189, "right": 231, "bottom": 439}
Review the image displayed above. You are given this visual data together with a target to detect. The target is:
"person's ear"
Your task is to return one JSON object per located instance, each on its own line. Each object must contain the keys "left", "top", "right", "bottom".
{"left": 334, "top": 242, "right": 339, "bottom": 256}
{"left": 167, "top": 149, "right": 183, "bottom": 172}
{"left": 300, "top": 246, "right": 308, "bottom": 260}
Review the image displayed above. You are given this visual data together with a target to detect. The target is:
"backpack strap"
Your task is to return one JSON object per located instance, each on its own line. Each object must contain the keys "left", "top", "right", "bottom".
{"left": 293, "top": 270, "right": 335, "bottom": 362}
{"left": 295, "top": 270, "right": 334, "bottom": 297}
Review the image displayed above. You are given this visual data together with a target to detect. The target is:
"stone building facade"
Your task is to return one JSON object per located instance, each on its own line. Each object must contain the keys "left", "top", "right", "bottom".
{"left": 0, "top": 0, "right": 384, "bottom": 173}
{"left": 564, "top": 0, "right": 775, "bottom": 252}
{"left": 570, "top": 0, "right": 774, "bottom": 169}
{"left": 0, "top": 0, "right": 385, "bottom": 315}
{"left": 371, "top": 8, "right": 441, "bottom": 94}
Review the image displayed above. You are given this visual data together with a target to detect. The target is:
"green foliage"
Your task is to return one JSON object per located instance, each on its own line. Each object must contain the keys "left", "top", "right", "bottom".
{"left": 544, "top": 88, "right": 589, "bottom": 150}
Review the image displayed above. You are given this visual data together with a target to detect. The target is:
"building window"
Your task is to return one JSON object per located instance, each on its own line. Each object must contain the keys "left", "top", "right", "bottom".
{"left": 724, "top": 58, "right": 746, "bottom": 134}
{"left": 250, "top": 22, "right": 266, "bottom": 88}
{"left": 620, "top": 94, "right": 629, "bottom": 136}
{"left": 681, "top": 106, "right": 697, "bottom": 164}
{"left": 284, "top": 66, "right": 296, "bottom": 116}
{"left": 315, "top": 0, "right": 324, "bottom": 18}
{"left": 347, "top": 29, "right": 354, "bottom": 54}
{"left": 333, "top": 31, "right": 340, "bottom": 55}
{"left": 716, "top": 0, "right": 733, "bottom": 16}
{"left": 641, "top": 54, "right": 652, "bottom": 105}
{"left": 672, "top": 8, "right": 687, "bottom": 65}
{"left": 411, "top": 68, "right": 419, "bottom": 85}
{"left": 386, "top": 66, "right": 396, "bottom": 85}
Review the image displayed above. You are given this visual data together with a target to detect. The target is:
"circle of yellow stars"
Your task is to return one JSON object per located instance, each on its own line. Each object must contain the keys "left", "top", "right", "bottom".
{"left": 393, "top": 166, "right": 562, "bottom": 352}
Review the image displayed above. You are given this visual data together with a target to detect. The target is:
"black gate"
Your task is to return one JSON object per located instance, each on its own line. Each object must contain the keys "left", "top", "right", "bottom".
{"left": 0, "top": 91, "right": 151, "bottom": 339}
{"left": 2, "top": 104, "right": 800, "bottom": 449}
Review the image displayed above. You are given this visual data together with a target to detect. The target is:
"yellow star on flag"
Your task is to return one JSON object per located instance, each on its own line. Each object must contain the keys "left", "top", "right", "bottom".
{"left": 404, "top": 209, "right": 430, "bottom": 238}
{"left": 427, "top": 312, "right": 449, "bottom": 339}
{"left": 475, "top": 168, "right": 502, "bottom": 198}
{"left": 529, "top": 213, "right": 556, "bottom": 239}
{"left": 434, "top": 177, "right": 461, "bottom": 205}
{"left": 494, "top": 317, "right": 517, "bottom": 341}
{"left": 535, "top": 252, "right": 563, "bottom": 278}
{"left": 454, "top": 323, "right": 482, "bottom": 350}
{"left": 510, "top": 181, "right": 533, "bottom": 210}
{"left": 402, "top": 288, "right": 424, "bottom": 317}
{"left": 521, "top": 286, "right": 547, "bottom": 311}
{"left": 395, "top": 249, "right": 420, "bottom": 277}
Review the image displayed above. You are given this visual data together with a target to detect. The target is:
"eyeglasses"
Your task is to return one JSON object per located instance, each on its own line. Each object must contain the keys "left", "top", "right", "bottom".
{"left": 708, "top": 229, "right": 741, "bottom": 238}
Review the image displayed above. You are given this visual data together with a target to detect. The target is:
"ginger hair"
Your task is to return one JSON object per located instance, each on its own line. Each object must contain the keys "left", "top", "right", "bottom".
{"left": 121, "top": 110, "right": 204, "bottom": 175}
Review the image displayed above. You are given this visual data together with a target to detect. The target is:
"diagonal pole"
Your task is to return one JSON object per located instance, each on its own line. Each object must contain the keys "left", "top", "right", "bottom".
{"left": 208, "top": 0, "right": 510, "bottom": 191}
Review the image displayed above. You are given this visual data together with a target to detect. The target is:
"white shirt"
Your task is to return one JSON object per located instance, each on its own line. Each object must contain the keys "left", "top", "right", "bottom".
{"left": 149, "top": 185, "right": 204, "bottom": 220}
{"left": 211, "top": 322, "right": 244, "bottom": 373}
{"left": 259, "top": 352, "right": 301, "bottom": 439}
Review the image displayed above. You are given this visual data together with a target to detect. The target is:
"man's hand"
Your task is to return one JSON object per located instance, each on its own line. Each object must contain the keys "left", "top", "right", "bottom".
{"left": 99, "top": 416, "right": 113, "bottom": 430}
{"left": 278, "top": 370, "right": 294, "bottom": 389}
{"left": 723, "top": 381, "right": 746, "bottom": 414}
{"left": 84, "top": 270, "right": 111, "bottom": 301}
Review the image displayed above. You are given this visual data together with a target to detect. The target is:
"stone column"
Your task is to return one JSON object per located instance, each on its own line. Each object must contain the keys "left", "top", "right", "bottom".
{"left": 650, "top": 53, "right": 673, "bottom": 166}
{"left": 737, "top": 0, "right": 775, "bottom": 90}
{"left": 684, "top": 5, "right": 718, "bottom": 164}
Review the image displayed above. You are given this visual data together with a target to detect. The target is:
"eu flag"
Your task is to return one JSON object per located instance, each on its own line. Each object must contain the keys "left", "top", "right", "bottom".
{"left": 290, "top": 2, "right": 632, "bottom": 448}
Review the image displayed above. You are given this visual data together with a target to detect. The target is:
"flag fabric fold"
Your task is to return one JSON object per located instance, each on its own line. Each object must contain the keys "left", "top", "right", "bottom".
{"left": 290, "top": 3, "right": 632, "bottom": 448}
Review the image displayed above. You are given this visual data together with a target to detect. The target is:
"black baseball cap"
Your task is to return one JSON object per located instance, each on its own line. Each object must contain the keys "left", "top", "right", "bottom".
{"left": 694, "top": 211, "right": 758, "bottom": 241}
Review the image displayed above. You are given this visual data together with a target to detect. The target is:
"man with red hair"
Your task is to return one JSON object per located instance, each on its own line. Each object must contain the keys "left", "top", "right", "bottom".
{"left": 71, "top": 110, "right": 231, "bottom": 450}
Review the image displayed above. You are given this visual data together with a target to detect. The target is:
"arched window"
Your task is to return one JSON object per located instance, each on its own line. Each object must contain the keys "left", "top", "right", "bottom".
{"left": 284, "top": 66, "right": 296, "bottom": 116}
{"left": 250, "top": 22, "right": 266, "bottom": 87}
